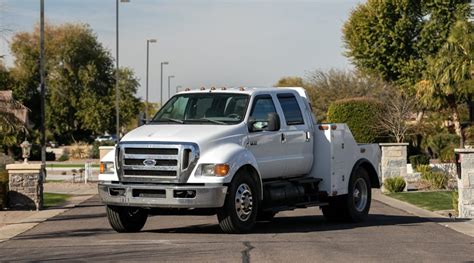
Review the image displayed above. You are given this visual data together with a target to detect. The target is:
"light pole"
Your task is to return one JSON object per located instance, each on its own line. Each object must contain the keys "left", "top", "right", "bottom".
{"left": 160, "top": 61, "right": 169, "bottom": 107}
{"left": 176, "top": 85, "right": 182, "bottom": 95}
{"left": 40, "top": 0, "right": 45, "bottom": 166}
{"left": 168, "top": 75, "right": 175, "bottom": 100}
{"left": 116, "top": 0, "right": 130, "bottom": 138}
{"left": 145, "top": 39, "right": 157, "bottom": 123}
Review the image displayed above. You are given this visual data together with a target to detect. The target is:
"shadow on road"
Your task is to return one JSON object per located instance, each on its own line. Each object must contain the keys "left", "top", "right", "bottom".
{"left": 144, "top": 213, "right": 459, "bottom": 234}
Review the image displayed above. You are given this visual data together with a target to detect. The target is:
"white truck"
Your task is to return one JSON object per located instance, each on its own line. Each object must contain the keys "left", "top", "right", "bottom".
{"left": 98, "top": 87, "right": 381, "bottom": 233}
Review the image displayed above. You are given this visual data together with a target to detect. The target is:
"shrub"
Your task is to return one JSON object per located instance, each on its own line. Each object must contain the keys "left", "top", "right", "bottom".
{"left": 415, "top": 164, "right": 432, "bottom": 174}
{"left": 425, "top": 133, "right": 459, "bottom": 162}
{"left": 327, "top": 97, "right": 384, "bottom": 143}
{"left": 58, "top": 153, "right": 69, "bottom": 162}
{"left": 384, "top": 176, "right": 406, "bottom": 193}
{"left": 422, "top": 171, "right": 448, "bottom": 190}
{"left": 0, "top": 168, "right": 7, "bottom": 209}
{"left": 409, "top": 155, "right": 430, "bottom": 169}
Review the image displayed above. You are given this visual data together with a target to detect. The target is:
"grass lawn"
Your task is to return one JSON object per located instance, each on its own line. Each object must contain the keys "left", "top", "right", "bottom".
{"left": 43, "top": 193, "right": 72, "bottom": 208}
{"left": 388, "top": 191, "right": 455, "bottom": 211}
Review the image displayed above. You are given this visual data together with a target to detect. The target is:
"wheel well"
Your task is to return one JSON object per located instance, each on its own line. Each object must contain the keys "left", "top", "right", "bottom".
{"left": 354, "top": 160, "right": 380, "bottom": 188}
{"left": 234, "top": 164, "right": 263, "bottom": 200}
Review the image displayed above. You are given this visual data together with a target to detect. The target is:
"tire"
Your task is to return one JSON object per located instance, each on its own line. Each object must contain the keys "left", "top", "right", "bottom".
{"left": 217, "top": 171, "right": 260, "bottom": 233}
{"left": 106, "top": 205, "right": 148, "bottom": 233}
{"left": 257, "top": 211, "right": 277, "bottom": 221}
{"left": 321, "top": 167, "right": 371, "bottom": 222}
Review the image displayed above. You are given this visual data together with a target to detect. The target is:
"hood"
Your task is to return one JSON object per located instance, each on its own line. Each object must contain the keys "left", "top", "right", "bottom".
{"left": 120, "top": 123, "right": 246, "bottom": 146}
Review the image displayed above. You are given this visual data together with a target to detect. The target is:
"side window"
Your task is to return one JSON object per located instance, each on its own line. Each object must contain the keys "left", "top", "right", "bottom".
{"left": 277, "top": 94, "right": 304, "bottom": 125}
{"left": 249, "top": 95, "right": 277, "bottom": 131}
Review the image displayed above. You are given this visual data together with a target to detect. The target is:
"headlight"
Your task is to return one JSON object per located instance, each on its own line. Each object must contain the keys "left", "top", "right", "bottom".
{"left": 198, "top": 163, "right": 229, "bottom": 177}
{"left": 100, "top": 161, "right": 114, "bottom": 174}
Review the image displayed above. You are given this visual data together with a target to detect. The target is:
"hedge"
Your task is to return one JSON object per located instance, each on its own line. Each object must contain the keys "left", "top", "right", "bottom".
{"left": 327, "top": 97, "right": 383, "bottom": 143}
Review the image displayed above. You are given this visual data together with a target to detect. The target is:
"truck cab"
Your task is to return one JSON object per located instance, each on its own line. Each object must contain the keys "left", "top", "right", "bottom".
{"left": 99, "top": 87, "right": 381, "bottom": 233}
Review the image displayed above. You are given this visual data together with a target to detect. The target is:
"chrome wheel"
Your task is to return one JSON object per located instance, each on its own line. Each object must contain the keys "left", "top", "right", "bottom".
{"left": 353, "top": 178, "right": 368, "bottom": 212}
{"left": 235, "top": 183, "right": 253, "bottom": 222}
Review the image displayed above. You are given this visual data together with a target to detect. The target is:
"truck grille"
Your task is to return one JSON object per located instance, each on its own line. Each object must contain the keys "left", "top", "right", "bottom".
{"left": 117, "top": 142, "right": 199, "bottom": 183}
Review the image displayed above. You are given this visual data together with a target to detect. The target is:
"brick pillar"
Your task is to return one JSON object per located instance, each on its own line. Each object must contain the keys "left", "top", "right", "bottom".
{"left": 6, "top": 163, "right": 44, "bottom": 210}
{"left": 454, "top": 149, "right": 474, "bottom": 218}
{"left": 379, "top": 143, "right": 408, "bottom": 191}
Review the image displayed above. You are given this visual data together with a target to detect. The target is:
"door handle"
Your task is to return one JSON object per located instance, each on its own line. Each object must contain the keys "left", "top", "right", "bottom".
{"left": 305, "top": 131, "right": 311, "bottom": 142}
{"left": 281, "top": 133, "right": 286, "bottom": 143}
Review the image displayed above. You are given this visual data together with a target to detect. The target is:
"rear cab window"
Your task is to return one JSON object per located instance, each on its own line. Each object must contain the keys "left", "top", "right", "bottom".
{"left": 277, "top": 93, "right": 305, "bottom": 125}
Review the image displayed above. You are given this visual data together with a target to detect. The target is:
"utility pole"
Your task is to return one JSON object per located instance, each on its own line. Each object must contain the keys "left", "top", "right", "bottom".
{"left": 168, "top": 75, "right": 175, "bottom": 100}
{"left": 40, "top": 0, "right": 46, "bottom": 166}
{"left": 160, "top": 61, "right": 169, "bottom": 107}
{"left": 145, "top": 39, "right": 157, "bottom": 123}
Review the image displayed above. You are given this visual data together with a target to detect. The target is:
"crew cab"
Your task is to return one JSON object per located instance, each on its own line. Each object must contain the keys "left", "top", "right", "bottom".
{"left": 98, "top": 87, "right": 381, "bottom": 233}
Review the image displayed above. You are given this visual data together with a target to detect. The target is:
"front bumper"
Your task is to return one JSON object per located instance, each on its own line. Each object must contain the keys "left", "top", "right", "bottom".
{"left": 98, "top": 183, "right": 227, "bottom": 208}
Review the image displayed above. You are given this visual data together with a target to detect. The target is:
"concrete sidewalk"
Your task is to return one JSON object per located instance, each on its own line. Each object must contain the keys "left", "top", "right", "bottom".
{"left": 0, "top": 182, "right": 97, "bottom": 243}
{"left": 373, "top": 189, "right": 474, "bottom": 238}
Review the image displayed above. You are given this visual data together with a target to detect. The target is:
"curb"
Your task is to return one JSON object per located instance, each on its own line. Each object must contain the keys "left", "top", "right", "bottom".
{"left": 373, "top": 190, "right": 474, "bottom": 238}
{"left": 0, "top": 194, "right": 95, "bottom": 243}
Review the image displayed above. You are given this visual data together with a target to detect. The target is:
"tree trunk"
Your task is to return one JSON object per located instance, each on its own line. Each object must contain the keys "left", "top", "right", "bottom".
{"left": 450, "top": 104, "right": 464, "bottom": 148}
{"left": 415, "top": 110, "right": 424, "bottom": 124}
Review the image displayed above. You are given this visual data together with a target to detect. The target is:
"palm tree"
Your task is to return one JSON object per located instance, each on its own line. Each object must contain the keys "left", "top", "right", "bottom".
{"left": 416, "top": 18, "right": 474, "bottom": 147}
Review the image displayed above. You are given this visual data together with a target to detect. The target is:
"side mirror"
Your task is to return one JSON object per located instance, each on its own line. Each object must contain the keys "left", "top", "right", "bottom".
{"left": 265, "top": 112, "right": 280, "bottom": 131}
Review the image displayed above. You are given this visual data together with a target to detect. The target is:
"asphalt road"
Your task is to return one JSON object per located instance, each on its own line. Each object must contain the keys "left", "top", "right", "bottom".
{"left": 1, "top": 196, "right": 473, "bottom": 262}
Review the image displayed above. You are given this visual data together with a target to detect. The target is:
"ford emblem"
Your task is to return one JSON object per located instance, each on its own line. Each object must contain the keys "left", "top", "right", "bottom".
{"left": 143, "top": 159, "right": 157, "bottom": 166}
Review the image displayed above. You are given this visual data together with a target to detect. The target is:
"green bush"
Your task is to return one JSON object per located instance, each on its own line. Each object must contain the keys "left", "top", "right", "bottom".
{"left": 327, "top": 97, "right": 383, "bottom": 143}
{"left": 409, "top": 155, "right": 430, "bottom": 169}
{"left": 384, "top": 176, "right": 406, "bottom": 193}
{"left": 0, "top": 169, "right": 8, "bottom": 209}
{"left": 58, "top": 153, "right": 70, "bottom": 162}
{"left": 425, "top": 133, "right": 459, "bottom": 162}
{"left": 415, "top": 164, "right": 432, "bottom": 174}
{"left": 422, "top": 171, "right": 448, "bottom": 190}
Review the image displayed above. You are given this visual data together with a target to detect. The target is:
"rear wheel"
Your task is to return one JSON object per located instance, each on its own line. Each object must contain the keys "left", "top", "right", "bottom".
{"left": 217, "top": 171, "right": 259, "bottom": 233}
{"left": 321, "top": 167, "right": 371, "bottom": 222}
{"left": 106, "top": 205, "right": 148, "bottom": 233}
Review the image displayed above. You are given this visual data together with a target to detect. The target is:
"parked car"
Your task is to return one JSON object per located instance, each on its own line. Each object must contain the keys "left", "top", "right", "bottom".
{"left": 95, "top": 135, "right": 117, "bottom": 143}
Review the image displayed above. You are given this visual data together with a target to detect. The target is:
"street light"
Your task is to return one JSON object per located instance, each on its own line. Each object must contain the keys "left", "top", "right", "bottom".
{"left": 116, "top": 0, "right": 130, "bottom": 139}
{"left": 176, "top": 85, "right": 182, "bottom": 95}
{"left": 160, "top": 61, "right": 169, "bottom": 107}
{"left": 145, "top": 39, "right": 157, "bottom": 123}
{"left": 40, "top": 0, "right": 45, "bottom": 166}
{"left": 168, "top": 75, "right": 175, "bottom": 100}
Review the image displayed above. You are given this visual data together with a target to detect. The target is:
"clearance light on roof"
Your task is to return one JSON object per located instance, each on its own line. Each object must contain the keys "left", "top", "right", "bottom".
{"left": 318, "top": 125, "right": 337, "bottom": 131}
{"left": 200, "top": 87, "right": 206, "bottom": 90}
{"left": 185, "top": 88, "right": 190, "bottom": 91}
{"left": 210, "top": 87, "right": 216, "bottom": 90}
{"left": 239, "top": 87, "right": 246, "bottom": 91}
{"left": 221, "top": 87, "right": 227, "bottom": 90}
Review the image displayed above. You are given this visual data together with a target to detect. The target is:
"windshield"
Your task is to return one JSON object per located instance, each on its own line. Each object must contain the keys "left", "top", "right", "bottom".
{"left": 151, "top": 93, "right": 249, "bottom": 125}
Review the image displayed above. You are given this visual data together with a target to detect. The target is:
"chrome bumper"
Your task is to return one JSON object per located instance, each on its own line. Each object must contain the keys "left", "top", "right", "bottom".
{"left": 98, "top": 183, "right": 227, "bottom": 208}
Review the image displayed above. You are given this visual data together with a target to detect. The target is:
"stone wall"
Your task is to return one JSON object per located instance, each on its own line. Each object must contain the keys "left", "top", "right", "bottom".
{"left": 6, "top": 164, "right": 44, "bottom": 210}
{"left": 455, "top": 149, "right": 474, "bottom": 218}
{"left": 380, "top": 143, "right": 408, "bottom": 188}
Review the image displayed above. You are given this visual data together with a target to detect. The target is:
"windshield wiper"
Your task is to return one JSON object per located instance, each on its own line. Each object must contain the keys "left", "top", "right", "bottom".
{"left": 153, "top": 117, "right": 184, "bottom": 124}
{"left": 196, "top": 118, "right": 227, "bottom": 125}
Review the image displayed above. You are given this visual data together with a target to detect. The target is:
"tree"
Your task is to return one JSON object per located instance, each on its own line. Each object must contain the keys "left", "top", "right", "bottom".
{"left": 304, "top": 69, "right": 392, "bottom": 121}
{"left": 9, "top": 23, "right": 142, "bottom": 143}
{"left": 274, "top": 76, "right": 306, "bottom": 88}
{"left": 377, "top": 92, "right": 416, "bottom": 143}
{"left": 416, "top": 17, "right": 474, "bottom": 146}
{"left": 342, "top": 0, "right": 469, "bottom": 89}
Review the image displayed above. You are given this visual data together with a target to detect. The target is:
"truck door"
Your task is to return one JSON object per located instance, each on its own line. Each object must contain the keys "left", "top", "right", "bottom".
{"left": 276, "top": 93, "right": 314, "bottom": 176}
{"left": 247, "top": 94, "right": 285, "bottom": 179}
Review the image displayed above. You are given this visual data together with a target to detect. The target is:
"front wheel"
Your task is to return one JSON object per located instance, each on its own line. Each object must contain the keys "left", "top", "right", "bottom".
{"left": 106, "top": 205, "right": 148, "bottom": 233}
{"left": 321, "top": 167, "right": 371, "bottom": 222}
{"left": 217, "top": 171, "right": 259, "bottom": 233}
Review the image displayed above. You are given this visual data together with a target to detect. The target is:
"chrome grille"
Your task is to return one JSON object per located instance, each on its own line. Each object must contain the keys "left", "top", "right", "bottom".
{"left": 117, "top": 142, "right": 199, "bottom": 183}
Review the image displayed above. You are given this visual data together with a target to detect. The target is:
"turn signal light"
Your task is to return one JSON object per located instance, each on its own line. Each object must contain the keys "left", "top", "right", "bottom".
{"left": 100, "top": 162, "right": 105, "bottom": 174}
{"left": 214, "top": 164, "right": 230, "bottom": 176}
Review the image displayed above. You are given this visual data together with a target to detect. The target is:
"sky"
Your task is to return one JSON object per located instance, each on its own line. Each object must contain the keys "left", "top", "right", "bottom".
{"left": 0, "top": 0, "right": 361, "bottom": 103}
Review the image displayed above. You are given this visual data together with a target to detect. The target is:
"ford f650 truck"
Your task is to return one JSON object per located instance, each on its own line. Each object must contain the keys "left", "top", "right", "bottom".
{"left": 98, "top": 87, "right": 381, "bottom": 233}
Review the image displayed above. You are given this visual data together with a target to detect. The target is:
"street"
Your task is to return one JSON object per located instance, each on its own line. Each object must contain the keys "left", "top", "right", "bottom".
{"left": 0, "top": 196, "right": 473, "bottom": 262}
